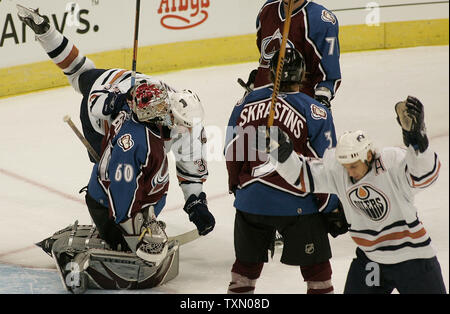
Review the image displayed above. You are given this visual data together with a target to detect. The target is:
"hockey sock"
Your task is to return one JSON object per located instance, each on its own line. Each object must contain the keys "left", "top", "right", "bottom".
{"left": 300, "top": 260, "right": 334, "bottom": 294}
{"left": 227, "top": 259, "right": 263, "bottom": 294}
{"left": 35, "top": 25, "right": 95, "bottom": 93}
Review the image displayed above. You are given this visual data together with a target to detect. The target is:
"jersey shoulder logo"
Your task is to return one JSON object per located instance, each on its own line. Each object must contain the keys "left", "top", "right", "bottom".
{"left": 321, "top": 10, "right": 336, "bottom": 25}
{"left": 118, "top": 134, "right": 134, "bottom": 152}
{"left": 347, "top": 184, "right": 390, "bottom": 221}
{"left": 311, "top": 103, "right": 327, "bottom": 120}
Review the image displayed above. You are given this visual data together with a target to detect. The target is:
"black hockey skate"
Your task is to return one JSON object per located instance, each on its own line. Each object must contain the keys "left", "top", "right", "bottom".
{"left": 17, "top": 4, "right": 50, "bottom": 35}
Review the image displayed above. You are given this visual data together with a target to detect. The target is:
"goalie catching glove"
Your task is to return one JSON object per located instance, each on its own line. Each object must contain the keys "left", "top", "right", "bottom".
{"left": 183, "top": 192, "right": 215, "bottom": 236}
{"left": 395, "top": 96, "right": 428, "bottom": 153}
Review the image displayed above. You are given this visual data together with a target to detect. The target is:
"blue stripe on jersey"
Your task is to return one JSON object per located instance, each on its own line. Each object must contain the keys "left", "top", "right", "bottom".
{"left": 364, "top": 237, "right": 432, "bottom": 253}
{"left": 47, "top": 37, "right": 68, "bottom": 58}
{"left": 409, "top": 153, "right": 439, "bottom": 181}
{"left": 349, "top": 219, "right": 422, "bottom": 237}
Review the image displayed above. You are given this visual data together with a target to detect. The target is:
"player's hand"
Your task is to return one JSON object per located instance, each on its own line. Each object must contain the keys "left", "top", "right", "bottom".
{"left": 255, "top": 127, "right": 294, "bottom": 163}
{"left": 103, "top": 87, "right": 127, "bottom": 119}
{"left": 245, "top": 69, "right": 257, "bottom": 91}
{"left": 322, "top": 201, "right": 349, "bottom": 238}
{"left": 395, "top": 96, "right": 428, "bottom": 152}
{"left": 314, "top": 87, "right": 332, "bottom": 110}
{"left": 183, "top": 192, "right": 215, "bottom": 236}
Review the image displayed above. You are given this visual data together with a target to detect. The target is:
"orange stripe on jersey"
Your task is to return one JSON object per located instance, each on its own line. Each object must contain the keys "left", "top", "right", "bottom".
{"left": 177, "top": 175, "right": 207, "bottom": 183}
{"left": 411, "top": 161, "right": 441, "bottom": 188}
{"left": 56, "top": 45, "right": 79, "bottom": 70}
{"left": 352, "top": 227, "right": 427, "bottom": 247}
{"left": 177, "top": 176, "right": 188, "bottom": 183}
{"left": 109, "top": 70, "right": 127, "bottom": 85}
{"left": 90, "top": 94, "right": 99, "bottom": 102}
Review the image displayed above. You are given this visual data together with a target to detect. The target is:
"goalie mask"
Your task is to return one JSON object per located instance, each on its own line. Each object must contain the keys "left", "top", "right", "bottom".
{"left": 170, "top": 89, "right": 205, "bottom": 128}
{"left": 335, "top": 130, "right": 373, "bottom": 164}
{"left": 128, "top": 80, "right": 170, "bottom": 125}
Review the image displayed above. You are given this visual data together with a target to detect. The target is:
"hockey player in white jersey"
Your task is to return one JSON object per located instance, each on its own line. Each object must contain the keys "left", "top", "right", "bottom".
{"left": 17, "top": 5, "right": 215, "bottom": 247}
{"left": 261, "top": 96, "right": 446, "bottom": 293}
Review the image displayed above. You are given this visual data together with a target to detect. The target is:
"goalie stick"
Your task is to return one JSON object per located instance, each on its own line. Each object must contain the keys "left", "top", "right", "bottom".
{"left": 63, "top": 115, "right": 100, "bottom": 162}
{"left": 169, "top": 228, "right": 200, "bottom": 246}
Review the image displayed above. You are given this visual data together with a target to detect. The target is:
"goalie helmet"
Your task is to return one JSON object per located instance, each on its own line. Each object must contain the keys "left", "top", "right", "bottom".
{"left": 269, "top": 48, "right": 305, "bottom": 84}
{"left": 128, "top": 80, "right": 170, "bottom": 124}
{"left": 335, "top": 130, "right": 373, "bottom": 164}
{"left": 170, "top": 89, "right": 205, "bottom": 128}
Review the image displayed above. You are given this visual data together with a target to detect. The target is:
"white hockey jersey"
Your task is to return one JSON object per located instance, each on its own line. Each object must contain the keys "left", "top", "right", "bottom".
{"left": 292, "top": 146, "right": 441, "bottom": 264}
{"left": 86, "top": 69, "right": 208, "bottom": 199}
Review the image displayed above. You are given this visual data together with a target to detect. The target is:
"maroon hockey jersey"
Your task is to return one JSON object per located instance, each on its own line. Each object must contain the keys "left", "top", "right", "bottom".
{"left": 254, "top": 0, "right": 341, "bottom": 98}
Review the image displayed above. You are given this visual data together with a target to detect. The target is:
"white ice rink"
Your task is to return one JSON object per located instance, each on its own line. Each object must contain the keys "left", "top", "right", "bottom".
{"left": 0, "top": 45, "right": 448, "bottom": 294}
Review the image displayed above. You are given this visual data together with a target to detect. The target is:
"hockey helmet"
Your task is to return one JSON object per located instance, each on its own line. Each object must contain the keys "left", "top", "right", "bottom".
{"left": 269, "top": 48, "right": 305, "bottom": 84}
{"left": 335, "top": 130, "right": 373, "bottom": 164}
{"left": 170, "top": 89, "right": 205, "bottom": 128}
{"left": 129, "top": 80, "right": 170, "bottom": 124}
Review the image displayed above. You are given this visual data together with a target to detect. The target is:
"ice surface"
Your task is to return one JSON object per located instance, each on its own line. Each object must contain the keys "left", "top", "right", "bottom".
{"left": 0, "top": 46, "right": 448, "bottom": 294}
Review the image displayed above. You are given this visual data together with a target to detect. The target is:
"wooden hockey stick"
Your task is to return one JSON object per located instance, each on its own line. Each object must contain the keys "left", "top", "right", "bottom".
{"left": 237, "top": 78, "right": 253, "bottom": 93}
{"left": 130, "top": 0, "right": 141, "bottom": 88}
{"left": 267, "top": 0, "right": 294, "bottom": 128}
{"left": 169, "top": 229, "right": 200, "bottom": 246}
{"left": 63, "top": 115, "right": 100, "bottom": 162}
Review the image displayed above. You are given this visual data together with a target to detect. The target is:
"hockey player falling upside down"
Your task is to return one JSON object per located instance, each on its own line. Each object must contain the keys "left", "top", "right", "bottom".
{"left": 17, "top": 5, "right": 216, "bottom": 265}
{"left": 262, "top": 96, "right": 447, "bottom": 293}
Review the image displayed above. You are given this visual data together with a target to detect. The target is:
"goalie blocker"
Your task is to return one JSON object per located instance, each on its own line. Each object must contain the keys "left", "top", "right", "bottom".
{"left": 36, "top": 221, "right": 180, "bottom": 294}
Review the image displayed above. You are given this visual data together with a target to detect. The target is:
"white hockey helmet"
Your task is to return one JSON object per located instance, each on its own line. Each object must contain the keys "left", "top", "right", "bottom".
{"left": 335, "top": 130, "right": 373, "bottom": 164}
{"left": 129, "top": 80, "right": 170, "bottom": 124}
{"left": 170, "top": 89, "right": 205, "bottom": 128}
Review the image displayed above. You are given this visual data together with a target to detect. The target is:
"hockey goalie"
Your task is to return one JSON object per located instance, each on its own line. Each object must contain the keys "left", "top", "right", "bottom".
{"left": 37, "top": 216, "right": 181, "bottom": 294}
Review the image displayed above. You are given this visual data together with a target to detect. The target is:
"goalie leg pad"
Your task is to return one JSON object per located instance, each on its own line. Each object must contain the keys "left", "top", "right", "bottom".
{"left": 39, "top": 222, "right": 179, "bottom": 293}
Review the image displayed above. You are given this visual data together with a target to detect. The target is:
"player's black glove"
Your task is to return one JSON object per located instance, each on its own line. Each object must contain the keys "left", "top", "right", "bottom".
{"left": 395, "top": 96, "right": 428, "bottom": 153}
{"left": 256, "top": 127, "right": 294, "bottom": 163}
{"left": 238, "top": 69, "right": 257, "bottom": 95}
{"left": 103, "top": 89, "right": 127, "bottom": 119}
{"left": 314, "top": 87, "right": 332, "bottom": 110}
{"left": 322, "top": 201, "right": 349, "bottom": 238}
{"left": 246, "top": 69, "right": 258, "bottom": 91}
{"left": 183, "top": 192, "right": 215, "bottom": 236}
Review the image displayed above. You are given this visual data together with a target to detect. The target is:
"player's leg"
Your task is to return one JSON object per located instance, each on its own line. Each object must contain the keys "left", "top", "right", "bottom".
{"left": 393, "top": 256, "right": 447, "bottom": 294}
{"left": 17, "top": 5, "right": 95, "bottom": 94}
{"left": 84, "top": 192, "right": 130, "bottom": 252}
{"left": 343, "top": 248, "right": 394, "bottom": 294}
{"left": 280, "top": 213, "right": 334, "bottom": 294}
{"left": 227, "top": 210, "right": 272, "bottom": 294}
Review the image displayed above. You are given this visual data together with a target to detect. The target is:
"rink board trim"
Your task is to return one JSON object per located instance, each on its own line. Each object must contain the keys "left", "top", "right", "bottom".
{"left": 0, "top": 18, "right": 448, "bottom": 98}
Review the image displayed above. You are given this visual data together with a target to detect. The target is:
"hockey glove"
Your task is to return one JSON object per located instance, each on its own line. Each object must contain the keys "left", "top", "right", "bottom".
{"left": 246, "top": 69, "right": 258, "bottom": 91}
{"left": 395, "top": 96, "right": 428, "bottom": 153}
{"left": 321, "top": 201, "right": 349, "bottom": 238}
{"left": 256, "top": 126, "right": 294, "bottom": 163}
{"left": 314, "top": 87, "right": 332, "bottom": 110}
{"left": 103, "top": 89, "right": 128, "bottom": 119}
{"left": 183, "top": 192, "right": 215, "bottom": 236}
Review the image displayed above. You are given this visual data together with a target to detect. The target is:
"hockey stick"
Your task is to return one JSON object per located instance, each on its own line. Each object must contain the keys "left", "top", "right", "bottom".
{"left": 168, "top": 229, "right": 200, "bottom": 246}
{"left": 130, "top": 0, "right": 141, "bottom": 88}
{"left": 63, "top": 115, "right": 100, "bottom": 162}
{"left": 237, "top": 78, "right": 253, "bottom": 93}
{"left": 267, "top": 0, "right": 294, "bottom": 128}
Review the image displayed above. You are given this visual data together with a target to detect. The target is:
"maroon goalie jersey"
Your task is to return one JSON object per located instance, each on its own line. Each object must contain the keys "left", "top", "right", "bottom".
{"left": 254, "top": 0, "right": 342, "bottom": 98}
